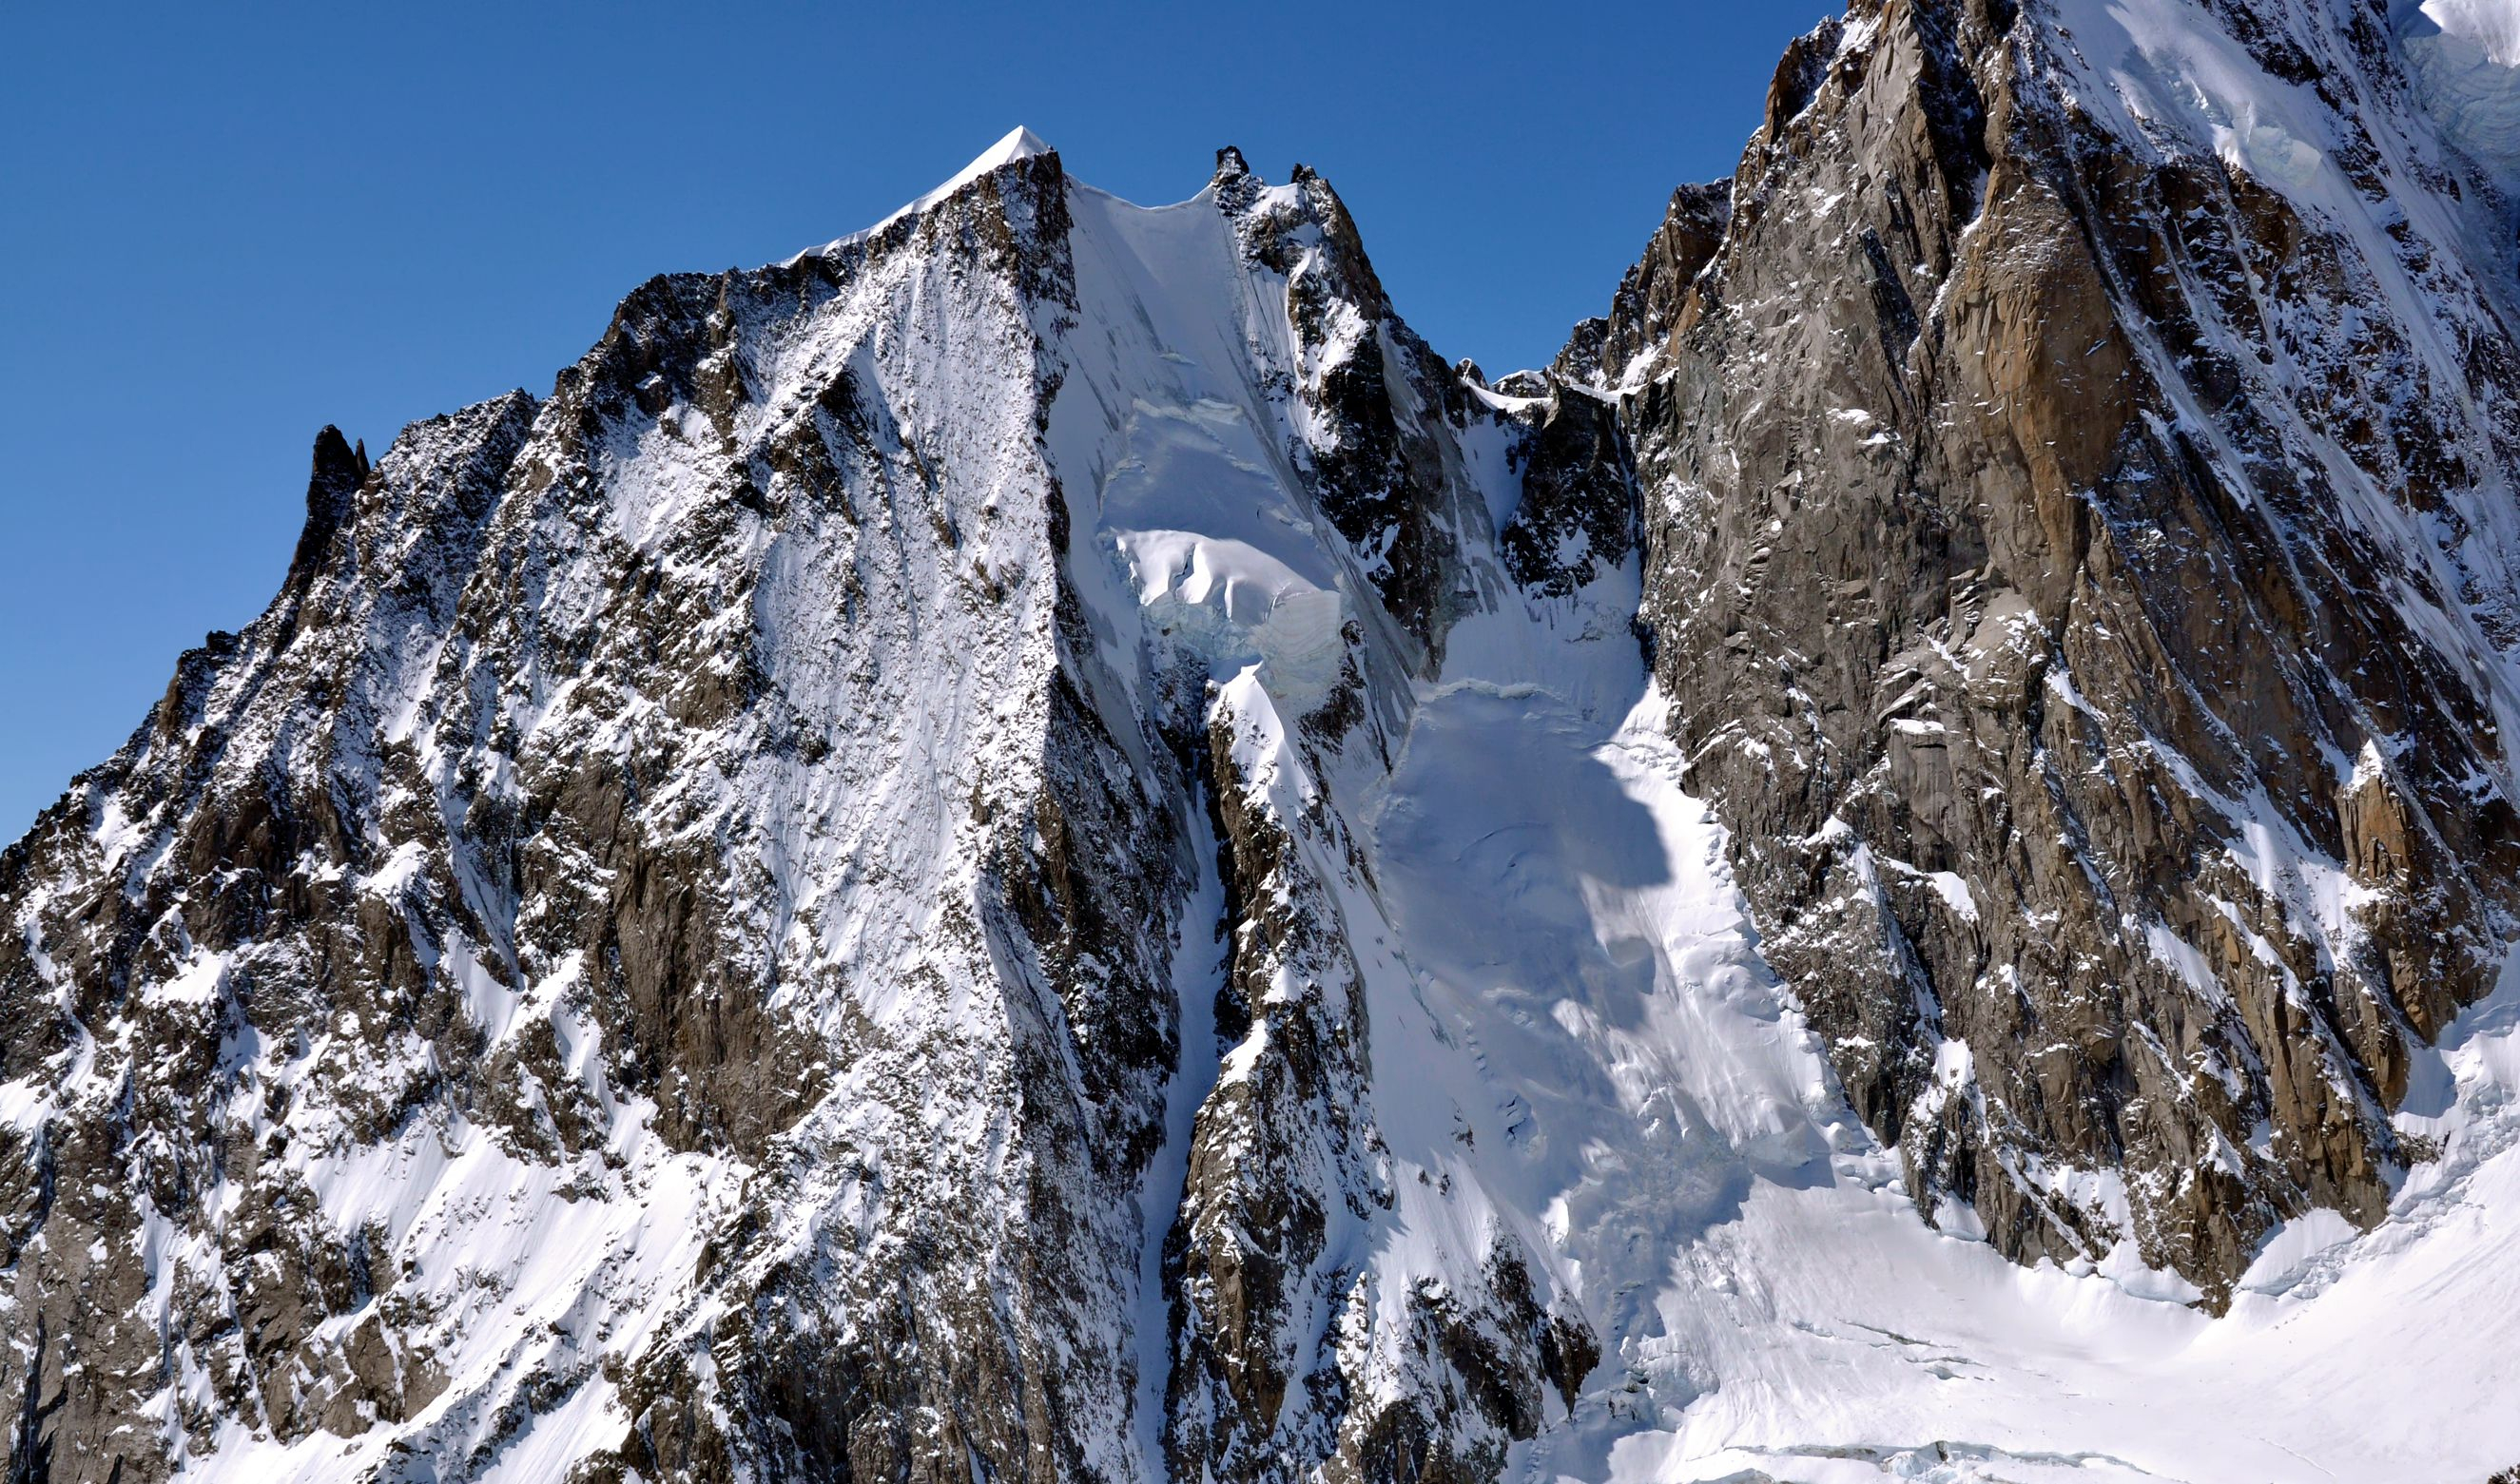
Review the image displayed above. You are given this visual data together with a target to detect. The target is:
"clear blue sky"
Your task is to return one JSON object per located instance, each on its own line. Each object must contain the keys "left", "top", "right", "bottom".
{"left": 0, "top": 1, "right": 1820, "bottom": 842}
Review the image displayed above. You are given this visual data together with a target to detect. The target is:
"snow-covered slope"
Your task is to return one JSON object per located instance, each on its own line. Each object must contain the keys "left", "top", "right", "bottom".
{"left": 0, "top": 130, "right": 1634, "bottom": 1483}
{"left": 8, "top": 0, "right": 2520, "bottom": 1479}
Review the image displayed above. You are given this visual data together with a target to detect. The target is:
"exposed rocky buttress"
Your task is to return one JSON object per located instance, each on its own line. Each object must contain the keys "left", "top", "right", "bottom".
{"left": 1602, "top": 0, "right": 2520, "bottom": 1304}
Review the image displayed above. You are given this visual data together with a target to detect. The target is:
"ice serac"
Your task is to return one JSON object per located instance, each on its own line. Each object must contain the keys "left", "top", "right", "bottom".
{"left": 1599, "top": 0, "right": 2520, "bottom": 1306}
{"left": 2400, "top": 0, "right": 2520, "bottom": 178}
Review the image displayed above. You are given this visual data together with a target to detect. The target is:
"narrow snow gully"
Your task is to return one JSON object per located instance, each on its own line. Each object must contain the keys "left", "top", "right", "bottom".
{"left": 1133, "top": 797, "right": 1226, "bottom": 1483}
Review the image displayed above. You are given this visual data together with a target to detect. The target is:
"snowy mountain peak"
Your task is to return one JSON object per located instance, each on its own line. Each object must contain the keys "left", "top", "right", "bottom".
{"left": 9, "top": 2, "right": 2520, "bottom": 1482}
{"left": 795, "top": 123, "right": 1059, "bottom": 260}
{"left": 882, "top": 122, "right": 1054, "bottom": 218}
{"left": 969, "top": 122, "right": 1054, "bottom": 172}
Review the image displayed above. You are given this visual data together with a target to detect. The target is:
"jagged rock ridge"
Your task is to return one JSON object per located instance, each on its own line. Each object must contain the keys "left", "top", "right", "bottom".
{"left": 0, "top": 129, "right": 1632, "bottom": 1483}
{"left": 5, "top": 2, "right": 2520, "bottom": 1480}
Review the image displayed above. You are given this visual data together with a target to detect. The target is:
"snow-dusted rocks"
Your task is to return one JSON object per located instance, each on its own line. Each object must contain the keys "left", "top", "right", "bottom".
{"left": 0, "top": 128, "right": 1630, "bottom": 1482}
{"left": 4, "top": 142, "right": 1186, "bottom": 1482}
{"left": 1603, "top": 0, "right": 2520, "bottom": 1314}
{"left": 10, "top": 1, "right": 2520, "bottom": 1479}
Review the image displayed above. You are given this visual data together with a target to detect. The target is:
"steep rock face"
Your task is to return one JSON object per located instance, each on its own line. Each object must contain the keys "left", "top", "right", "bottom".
{"left": 10, "top": 2, "right": 2520, "bottom": 1478}
{"left": 0, "top": 135, "right": 1623, "bottom": 1483}
{"left": 1604, "top": 0, "right": 2520, "bottom": 1301}
{"left": 1552, "top": 181, "right": 1730, "bottom": 390}
{"left": 1, "top": 140, "right": 1197, "bottom": 1483}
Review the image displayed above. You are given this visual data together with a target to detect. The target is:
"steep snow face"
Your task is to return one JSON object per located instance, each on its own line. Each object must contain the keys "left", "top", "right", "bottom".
{"left": 2400, "top": 0, "right": 2520, "bottom": 178}
{"left": 1039, "top": 151, "right": 1638, "bottom": 1483}
{"left": 1053, "top": 177, "right": 1361, "bottom": 721}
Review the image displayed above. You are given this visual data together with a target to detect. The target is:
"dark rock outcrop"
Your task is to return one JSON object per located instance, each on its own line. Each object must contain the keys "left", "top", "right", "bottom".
{"left": 1603, "top": 0, "right": 2520, "bottom": 1304}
